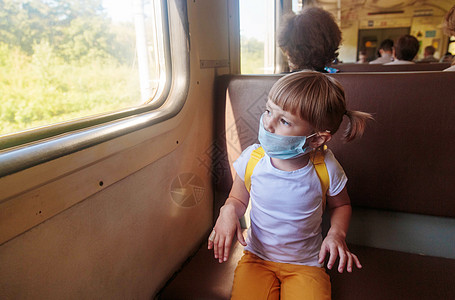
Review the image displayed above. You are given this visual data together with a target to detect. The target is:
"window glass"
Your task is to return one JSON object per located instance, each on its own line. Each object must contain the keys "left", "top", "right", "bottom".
{"left": 0, "top": 0, "right": 165, "bottom": 136}
{"left": 448, "top": 36, "right": 455, "bottom": 55}
{"left": 239, "top": 0, "right": 274, "bottom": 74}
{"left": 292, "top": 0, "right": 302, "bottom": 13}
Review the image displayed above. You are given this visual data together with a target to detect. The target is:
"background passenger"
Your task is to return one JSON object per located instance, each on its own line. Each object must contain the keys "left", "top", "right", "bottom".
{"left": 277, "top": 7, "right": 341, "bottom": 73}
{"left": 369, "top": 39, "right": 394, "bottom": 64}
{"left": 385, "top": 35, "right": 419, "bottom": 65}
{"left": 356, "top": 49, "right": 368, "bottom": 64}
{"left": 443, "top": 5, "right": 455, "bottom": 71}
{"left": 418, "top": 46, "right": 438, "bottom": 63}
{"left": 440, "top": 52, "right": 454, "bottom": 64}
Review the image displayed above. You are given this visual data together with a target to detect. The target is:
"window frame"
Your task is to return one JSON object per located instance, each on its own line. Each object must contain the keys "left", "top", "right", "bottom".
{"left": 0, "top": 0, "right": 190, "bottom": 177}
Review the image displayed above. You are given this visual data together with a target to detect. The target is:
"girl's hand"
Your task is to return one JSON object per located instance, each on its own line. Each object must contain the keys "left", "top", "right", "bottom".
{"left": 208, "top": 204, "right": 247, "bottom": 263}
{"left": 318, "top": 230, "right": 362, "bottom": 273}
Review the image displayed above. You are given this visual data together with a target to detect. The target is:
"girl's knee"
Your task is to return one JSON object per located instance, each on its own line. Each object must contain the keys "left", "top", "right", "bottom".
{"left": 280, "top": 267, "right": 331, "bottom": 299}
{"left": 231, "top": 253, "right": 280, "bottom": 300}
{"left": 231, "top": 275, "right": 280, "bottom": 300}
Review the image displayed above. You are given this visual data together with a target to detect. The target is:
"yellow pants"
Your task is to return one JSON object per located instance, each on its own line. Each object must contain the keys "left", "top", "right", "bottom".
{"left": 231, "top": 251, "right": 331, "bottom": 300}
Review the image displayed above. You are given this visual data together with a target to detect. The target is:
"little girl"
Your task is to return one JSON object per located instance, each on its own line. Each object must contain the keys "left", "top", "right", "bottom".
{"left": 208, "top": 71, "right": 371, "bottom": 299}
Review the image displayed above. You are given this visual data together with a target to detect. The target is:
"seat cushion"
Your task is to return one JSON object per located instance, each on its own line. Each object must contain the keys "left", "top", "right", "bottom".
{"left": 159, "top": 241, "right": 455, "bottom": 300}
{"left": 158, "top": 238, "right": 244, "bottom": 300}
{"left": 329, "top": 244, "right": 455, "bottom": 299}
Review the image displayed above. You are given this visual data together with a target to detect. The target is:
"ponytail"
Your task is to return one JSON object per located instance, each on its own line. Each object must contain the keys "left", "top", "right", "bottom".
{"left": 343, "top": 110, "right": 374, "bottom": 142}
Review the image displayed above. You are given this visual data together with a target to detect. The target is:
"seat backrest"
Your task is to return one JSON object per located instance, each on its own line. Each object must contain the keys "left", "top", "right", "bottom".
{"left": 334, "top": 62, "right": 450, "bottom": 72}
{"left": 213, "top": 72, "right": 455, "bottom": 218}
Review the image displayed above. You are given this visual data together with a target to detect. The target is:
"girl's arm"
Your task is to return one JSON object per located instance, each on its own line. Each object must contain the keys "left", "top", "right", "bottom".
{"left": 208, "top": 174, "right": 250, "bottom": 263}
{"left": 318, "top": 187, "right": 362, "bottom": 272}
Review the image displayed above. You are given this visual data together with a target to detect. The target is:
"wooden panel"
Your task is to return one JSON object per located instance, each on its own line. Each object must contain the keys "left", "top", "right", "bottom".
{"left": 0, "top": 115, "right": 193, "bottom": 245}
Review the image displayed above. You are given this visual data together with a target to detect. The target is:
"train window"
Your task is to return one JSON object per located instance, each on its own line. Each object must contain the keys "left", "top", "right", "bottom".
{"left": 239, "top": 0, "right": 275, "bottom": 74}
{"left": 291, "top": 0, "right": 302, "bottom": 12}
{"left": 449, "top": 36, "right": 455, "bottom": 54}
{"left": 0, "top": 0, "right": 166, "bottom": 138}
{"left": 0, "top": 1, "right": 188, "bottom": 177}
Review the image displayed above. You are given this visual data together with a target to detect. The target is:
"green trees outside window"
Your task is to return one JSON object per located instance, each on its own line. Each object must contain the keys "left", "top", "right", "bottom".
{"left": 0, "top": 0, "right": 152, "bottom": 135}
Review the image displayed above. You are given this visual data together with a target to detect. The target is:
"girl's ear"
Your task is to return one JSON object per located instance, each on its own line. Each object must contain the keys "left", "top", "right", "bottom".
{"left": 309, "top": 131, "right": 332, "bottom": 149}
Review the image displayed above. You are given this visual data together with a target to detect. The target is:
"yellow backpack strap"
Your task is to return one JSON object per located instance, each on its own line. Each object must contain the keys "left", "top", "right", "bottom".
{"left": 310, "top": 145, "right": 330, "bottom": 211}
{"left": 245, "top": 147, "right": 265, "bottom": 192}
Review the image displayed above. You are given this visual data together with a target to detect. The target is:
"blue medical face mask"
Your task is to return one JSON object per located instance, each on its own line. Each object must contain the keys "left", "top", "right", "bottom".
{"left": 258, "top": 115, "right": 317, "bottom": 160}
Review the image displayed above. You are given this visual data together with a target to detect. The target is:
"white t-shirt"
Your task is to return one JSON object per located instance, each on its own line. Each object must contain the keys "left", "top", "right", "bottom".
{"left": 369, "top": 53, "right": 394, "bottom": 64}
{"left": 233, "top": 144, "right": 347, "bottom": 267}
{"left": 384, "top": 59, "right": 415, "bottom": 65}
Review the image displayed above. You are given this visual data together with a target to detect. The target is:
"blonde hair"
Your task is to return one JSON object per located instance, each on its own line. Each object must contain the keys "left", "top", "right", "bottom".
{"left": 268, "top": 71, "right": 373, "bottom": 142}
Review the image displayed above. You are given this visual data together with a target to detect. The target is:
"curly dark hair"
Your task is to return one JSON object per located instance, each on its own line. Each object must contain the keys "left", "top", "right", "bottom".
{"left": 395, "top": 35, "right": 419, "bottom": 61}
{"left": 278, "top": 7, "right": 341, "bottom": 72}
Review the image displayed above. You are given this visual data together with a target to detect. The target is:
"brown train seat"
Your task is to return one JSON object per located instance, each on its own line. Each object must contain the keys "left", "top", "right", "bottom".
{"left": 334, "top": 62, "right": 450, "bottom": 72}
{"left": 158, "top": 71, "right": 455, "bottom": 299}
